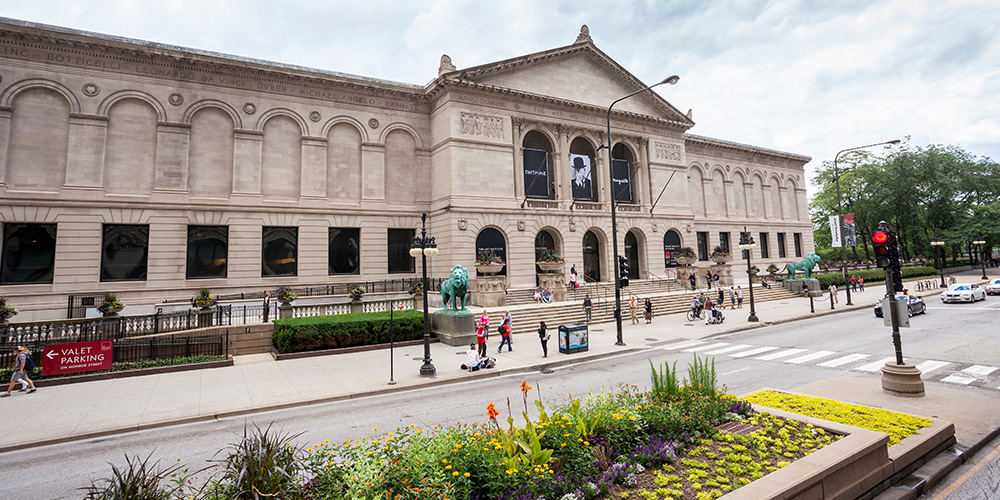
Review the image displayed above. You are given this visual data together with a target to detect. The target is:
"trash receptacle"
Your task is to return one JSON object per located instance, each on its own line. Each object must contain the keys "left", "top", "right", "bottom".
{"left": 558, "top": 323, "right": 589, "bottom": 354}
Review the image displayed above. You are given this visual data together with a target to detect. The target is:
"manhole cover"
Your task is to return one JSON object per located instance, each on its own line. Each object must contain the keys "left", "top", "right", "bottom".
{"left": 541, "top": 369, "right": 554, "bottom": 374}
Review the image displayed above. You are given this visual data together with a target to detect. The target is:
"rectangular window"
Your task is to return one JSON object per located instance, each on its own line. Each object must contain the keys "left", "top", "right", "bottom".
{"left": 719, "top": 232, "right": 730, "bottom": 252}
{"left": 187, "top": 225, "right": 228, "bottom": 279}
{"left": 759, "top": 232, "right": 770, "bottom": 259}
{"left": 696, "top": 232, "right": 709, "bottom": 261}
{"left": 777, "top": 233, "right": 787, "bottom": 258}
{"left": 388, "top": 229, "right": 415, "bottom": 273}
{"left": 262, "top": 227, "right": 298, "bottom": 277}
{"left": 329, "top": 228, "right": 360, "bottom": 275}
{"left": 1, "top": 223, "right": 57, "bottom": 284}
{"left": 794, "top": 233, "right": 803, "bottom": 257}
{"left": 101, "top": 224, "right": 149, "bottom": 282}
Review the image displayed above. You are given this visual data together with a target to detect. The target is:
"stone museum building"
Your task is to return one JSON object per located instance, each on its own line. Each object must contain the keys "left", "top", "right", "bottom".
{"left": 0, "top": 18, "right": 813, "bottom": 319}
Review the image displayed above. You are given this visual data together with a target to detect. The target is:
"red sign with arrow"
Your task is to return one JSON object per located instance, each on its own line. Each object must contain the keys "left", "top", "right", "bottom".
{"left": 43, "top": 340, "right": 114, "bottom": 376}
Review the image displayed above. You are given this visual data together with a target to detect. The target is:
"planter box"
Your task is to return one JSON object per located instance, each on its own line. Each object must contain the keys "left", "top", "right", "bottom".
{"left": 475, "top": 264, "right": 505, "bottom": 274}
{"left": 536, "top": 262, "right": 563, "bottom": 272}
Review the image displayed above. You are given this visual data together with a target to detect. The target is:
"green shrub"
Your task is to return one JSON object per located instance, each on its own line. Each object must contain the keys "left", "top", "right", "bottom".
{"left": 272, "top": 310, "right": 425, "bottom": 353}
{"left": 787, "top": 266, "right": 938, "bottom": 288}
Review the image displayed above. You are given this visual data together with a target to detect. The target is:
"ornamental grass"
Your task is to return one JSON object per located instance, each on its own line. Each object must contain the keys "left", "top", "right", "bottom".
{"left": 744, "top": 390, "right": 933, "bottom": 446}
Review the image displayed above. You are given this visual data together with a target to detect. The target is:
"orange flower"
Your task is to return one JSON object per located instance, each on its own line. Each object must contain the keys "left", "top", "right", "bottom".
{"left": 520, "top": 381, "right": 532, "bottom": 393}
{"left": 487, "top": 402, "right": 499, "bottom": 420}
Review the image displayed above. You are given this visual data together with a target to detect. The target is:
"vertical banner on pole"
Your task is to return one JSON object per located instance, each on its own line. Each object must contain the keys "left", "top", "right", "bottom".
{"left": 830, "top": 215, "right": 842, "bottom": 248}
{"left": 843, "top": 214, "right": 857, "bottom": 247}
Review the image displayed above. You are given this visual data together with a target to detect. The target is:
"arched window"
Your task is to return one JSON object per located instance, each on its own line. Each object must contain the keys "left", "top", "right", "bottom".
{"left": 569, "top": 137, "right": 597, "bottom": 201}
{"left": 522, "top": 131, "right": 553, "bottom": 199}
{"left": 624, "top": 230, "right": 641, "bottom": 279}
{"left": 663, "top": 230, "right": 682, "bottom": 267}
{"left": 582, "top": 230, "right": 602, "bottom": 282}
{"left": 476, "top": 227, "right": 507, "bottom": 276}
{"left": 611, "top": 143, "right": 636, "bottom": 204}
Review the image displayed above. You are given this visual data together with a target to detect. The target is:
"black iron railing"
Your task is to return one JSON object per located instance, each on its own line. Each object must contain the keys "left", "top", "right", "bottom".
{"left": 159, "top": 278, "right": 442, "bottom": 304}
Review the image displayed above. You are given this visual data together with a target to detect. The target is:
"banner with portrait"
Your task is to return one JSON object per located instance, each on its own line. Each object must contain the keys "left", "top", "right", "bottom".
{"left": 523, "top": 148, "right": 550, "bottom": 198}
{"left": 611, "top": 159, "right": 632, "bottom": 203}
{"left": 570, "top": 154, "right": 594, "bottom": 200}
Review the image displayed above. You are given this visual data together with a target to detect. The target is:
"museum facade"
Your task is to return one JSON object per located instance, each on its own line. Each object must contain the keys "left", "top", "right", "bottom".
{"left": 0, "top": 19, "right": 813, "bottom": 319}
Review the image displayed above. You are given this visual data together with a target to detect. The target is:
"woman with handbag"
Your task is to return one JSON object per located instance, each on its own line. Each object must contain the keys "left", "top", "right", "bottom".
{"left": 538, "top": 321, "right": 549, "bottom": 357}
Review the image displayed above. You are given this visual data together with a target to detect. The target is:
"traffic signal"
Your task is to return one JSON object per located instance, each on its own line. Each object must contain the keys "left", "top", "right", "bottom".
{"left": 890, "top": 267, "right": 904, "bottom": 293}
{"left": 618, "top": 255, "right": 630, "bottom": 288}
{"left": 872, "top": 230, "right": 896, "bottom": 269}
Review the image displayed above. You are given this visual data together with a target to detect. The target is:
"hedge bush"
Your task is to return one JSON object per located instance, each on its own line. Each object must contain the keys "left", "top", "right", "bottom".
{"left": 787, "top": 266, "right": 938, "bottom": 289}
{"left": 272, "top": 310, "right": 425, "bottom": 353}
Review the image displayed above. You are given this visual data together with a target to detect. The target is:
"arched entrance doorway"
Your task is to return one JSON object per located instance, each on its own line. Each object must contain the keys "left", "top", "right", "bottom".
{"left": 624, "top": 231, "right": 641, "bottom": 280}
{"left": 663, "top": 230, "right": 681, "bottom": 268}
{"left": 582, "top": 230, "right": 601, "bottom": 282}
{"left": 475, "top": 227, "right": 507, "bottom": 276}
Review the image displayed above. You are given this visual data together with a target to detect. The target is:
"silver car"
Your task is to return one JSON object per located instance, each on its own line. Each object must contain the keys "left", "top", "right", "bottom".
{"left": 940, "top": 283, "right": 986, "bottom": 303}
{"left": 985, "top": 278, "right": 1000, "bottom": 296}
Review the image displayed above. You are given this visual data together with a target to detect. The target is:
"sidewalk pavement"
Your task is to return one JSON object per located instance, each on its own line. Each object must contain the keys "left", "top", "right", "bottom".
{"left": 1, "top": 269, "right": 997, "bottom": 455}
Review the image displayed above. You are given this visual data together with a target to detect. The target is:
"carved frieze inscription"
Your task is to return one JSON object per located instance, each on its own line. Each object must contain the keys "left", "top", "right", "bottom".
{"left": 654, "top": 142, "right": 682, "bottom": 162}
{"left": 460, "top": 112, "right": 504, "bottom": 139}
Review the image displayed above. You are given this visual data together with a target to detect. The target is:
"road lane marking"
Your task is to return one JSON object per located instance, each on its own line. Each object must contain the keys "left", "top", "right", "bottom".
{"left": 929, "top": 443, "right": 1000, "bottom": 500}
{"left": 940, "top": 374, "right": 976, "bottom": 385}
{"left": 658, "top": 340, "right": 704, "bottom": 350}
{"left": 704, "top": 344, "right": 752, "bottom": 355}
{"left": 961, "top": 365, "right": 998, "bottom": 376}
{"left": 915, "top": 360, "right": 951, "bottom": 374}
{"left": 683, "top": 343, "right": 728, "bottom": 352}
{"left": 785, "top": 351, "right": 837, "bottom": 364}
{"left": 818, "top": 353, "right": 869, "bottom": 368}
{"left": 856, "top": 357, "right": 898, "bottom": 372}
{"left": 756, "top": 348, "right": 806, "bottom": 361}
{"left": 722, "top": 367, "right": 751, "bottom": 376}
{"left": 729, "top": 346, "right": 779, "bottom": 358}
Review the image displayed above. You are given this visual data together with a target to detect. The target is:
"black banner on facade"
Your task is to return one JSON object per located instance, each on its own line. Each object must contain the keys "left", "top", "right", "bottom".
{"left": 523, "top": 148, "right": 550, "bottom": 198}
{"left": 663, "top": 230, "right": 681, "bottom": 268}
{"left": 611, "top": 159, "right": 632, "bottom": 203}
{"left": 570, "top": 154, "right": 594, "bottom": 200}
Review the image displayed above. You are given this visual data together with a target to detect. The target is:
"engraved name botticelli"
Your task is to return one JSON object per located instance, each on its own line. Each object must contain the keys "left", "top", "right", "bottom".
{"left": 460, "top": 112, "right": 504, "bottom": 139}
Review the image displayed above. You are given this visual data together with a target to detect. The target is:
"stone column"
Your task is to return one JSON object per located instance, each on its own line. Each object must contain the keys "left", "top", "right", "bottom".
{"left": 0, "top": 107, "right": 10, "bottom": 188}
{"left": 511, "top": 117, "right": 524, "bottom": 199}
{"left": 64, "top": 113, "right": 109, "bottom": 188}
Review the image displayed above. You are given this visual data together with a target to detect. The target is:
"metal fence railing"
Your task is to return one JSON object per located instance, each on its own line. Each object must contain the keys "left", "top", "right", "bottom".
{"left": 161, "top": 278, "right": 442, "bottom": 305}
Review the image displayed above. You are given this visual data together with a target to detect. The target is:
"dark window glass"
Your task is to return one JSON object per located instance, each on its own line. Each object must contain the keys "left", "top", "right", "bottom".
{"left": 759, "top": 232, "right": 770, "bottom": 259}
{"left": 476, "top": 227, "right": 507, "bottom": 276}
{"left": 1, "top": 223, "right": 57, "bottom": 284}
{"left": 777, "top": 233, "right": 787, "bottom": 258}
{"left": 329, "top": 228, "right": 360, "bottom": 275}
{"left": 388, "top": 229, "right": 415, "bottom": 274}
{"left": 262, "top": 227, "right": 298, "bottom": 277}
{"left": 719, "top": 233, "right": 730, "bottom": 252}
{"left": 101, "top": 225, "right": 148, "bottom": 282}
{"left": 794, "top": 233, "right": 803, "bottom": 257}
{"left": 187, "top": 226, "right": 228, "bottom": 279}
{"left": 696, "top": 232, "right": 709, "bottom": 261}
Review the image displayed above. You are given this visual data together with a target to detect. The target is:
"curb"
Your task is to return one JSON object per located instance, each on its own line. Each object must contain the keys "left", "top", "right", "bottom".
{"left": 879, "top": 424, "right": 1000, "bottom": 499}
{"left": 0, "top": 346, "right": 645, "bottom": 454}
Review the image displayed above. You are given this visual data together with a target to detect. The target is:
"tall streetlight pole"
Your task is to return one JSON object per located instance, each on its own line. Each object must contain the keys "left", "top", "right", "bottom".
{"left": 833, "top": 139, "right": 900, "bottom": 305}
{"left": 738, "top": 227, "right": 758, "bottom": 322}
{"left": 604, "top": 75, "right": 679, "bottom": 346}
{"left": 410, "top": 212, "right": 438, "bottom": 376}
{"left": 974, "top": 238, "right": 987, "bottom": 280}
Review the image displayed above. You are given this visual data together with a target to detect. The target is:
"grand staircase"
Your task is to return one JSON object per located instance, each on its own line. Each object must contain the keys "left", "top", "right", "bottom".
{"left": 473, "top": 279, "right": 801, "bottom": 337}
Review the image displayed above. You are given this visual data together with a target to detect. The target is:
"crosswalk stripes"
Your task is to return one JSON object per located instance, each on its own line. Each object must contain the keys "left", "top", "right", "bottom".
{"left": 683, "top": 343, "right": 728, "bottom": 352}
{"left": 856, "top": 357, "right": 898, "bottom": 372}
{"left": 728, "top": 346, "right": 779, "bottom": 358}
{"left": 704, "top": 344, "right": 752, "bottom": 356}
{"left": 941, "top": 365, "right": 999, "bottom": 385}
{"left": 657, "top": 340, "right": 705, "bottom": 351}
{"left": 961, "top": 365, "right": 998, "bottom": 376}
{"left": 818, "top": 353, "right": 870, "bottom": 368}
{"left": 785, "top": 351, "right": 837, "bottom": 364}
{"left": 756, "top": 348, "right": 806, "bottom": 361}
{"left": 914, "top": 360, "right": 951, "bottom": 374}
{"left": 941, "top": 374, "right": 977, "bottom": 385}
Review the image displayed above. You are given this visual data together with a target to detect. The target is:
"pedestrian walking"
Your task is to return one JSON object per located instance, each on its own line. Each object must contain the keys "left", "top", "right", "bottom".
{"left": 2, "top": 346, "right": 37, "bottom": 397}
{"left": 713, "top": 273, "right": 721, "bottom": 289}
{"left": 262, "top": 290, "right": 271, "bottom": 322}
{"left": 475, "top": 321, "right": 488, "bottom": 358}
{"left": 829, "top": 284, "right": 839, "bottom": 303}
{"left": 729, "top": 287, "right": 736, "bottom": 309}
{"left": 688, "top": 272, "right": 697, "bottom": 290}
{"left": 583, "top": 294, "right": 593, "bottom": 323}
{"left": 504, "top": 310, "right": 513, "bottom": 332}
{"left": 568, "top": 272, "right": 577, "bottom": 290}
{"left": 497, "top": 318, "right": 513, "bottom": 352}
{"left": 858, "top": 277, "right": 864, "bottom": 292}
{"left": 705, "top": 270, "right": 713, "bottom": 289}
{"left": 703, "top": 298, "right": 715, "bottom": 325}
{"left": 717, "top": 288, "right": 724, "bottom": 308}
{"left": 479, "top": 310, "right": 490, "bottom": 340}
{"left": 537, "top": 321, "right": 549, "bottom": 357}
{"left": 643, "top": 298, "right": 653, "bottom": 324}
{"left": 736, "top": 286, "right": 744, "bottom": 308}
{"left": 629, "top": 294, "right": 638, "bottom": 325}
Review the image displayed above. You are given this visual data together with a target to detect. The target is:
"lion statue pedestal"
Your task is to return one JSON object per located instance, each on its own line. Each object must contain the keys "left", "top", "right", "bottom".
{"left": 782, "top": 278, "right": 821, "bottom": 297}
{"left": 433, "top": 265, "right": 476, "bottom": 346}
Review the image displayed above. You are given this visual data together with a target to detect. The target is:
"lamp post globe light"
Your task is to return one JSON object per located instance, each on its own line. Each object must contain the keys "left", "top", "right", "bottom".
{"left": 605, "top": 75, "right": 679, "bottom": 346}
{"left": 973, "top": 238, "right": 987, "bottom": 280}
{"left": 931, "top": 236, "right": 945, "bottom": 288}
{"left": 833, "top": 139, "right": 900, "bottom": 305}
{"left": 410, "top": 212, "right": 438, "bottom": 376}
{"left": 737, "top": 227, "right": 758, "bottom": 322}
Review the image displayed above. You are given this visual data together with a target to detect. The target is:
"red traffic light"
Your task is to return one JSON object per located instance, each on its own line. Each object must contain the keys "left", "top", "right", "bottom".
{"left": 872, "top": 231, "right": 889, "bottom": 244}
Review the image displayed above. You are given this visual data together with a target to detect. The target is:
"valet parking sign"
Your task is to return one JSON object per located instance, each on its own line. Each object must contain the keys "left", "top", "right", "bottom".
{"left": 43, "top": 340, "right": 114, "bottom": 376}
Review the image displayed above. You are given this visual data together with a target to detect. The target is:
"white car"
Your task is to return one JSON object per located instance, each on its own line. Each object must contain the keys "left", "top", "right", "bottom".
{"left": 940, "top": 283, "right": 986, "bottom": 303}
{"left": 986, "top": 279, "right": 1000, "bottom": 296}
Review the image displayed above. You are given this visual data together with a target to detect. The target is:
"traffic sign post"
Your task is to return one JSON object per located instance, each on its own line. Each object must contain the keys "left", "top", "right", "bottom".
{"left": 43, "top": 340, "right": 114, "bottom": 376}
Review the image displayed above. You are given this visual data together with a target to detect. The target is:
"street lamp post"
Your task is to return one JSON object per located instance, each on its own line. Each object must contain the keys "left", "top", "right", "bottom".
{"left": 931, "top": 236, "right": 945, "bottom": 288}
{"left": 974, "top": 238, "right": 987, "bottom": 280}
{"left": 605, "top": 75, "right": 679, "bottom": 346}
{"left": 410, "top": 212, "right": 438, "bottom": 376}
{"left": 833, "top": 139, "right": 900, "bottom": 305}
{"left": 737, "top": 227, "right": 759, "bottom": 322}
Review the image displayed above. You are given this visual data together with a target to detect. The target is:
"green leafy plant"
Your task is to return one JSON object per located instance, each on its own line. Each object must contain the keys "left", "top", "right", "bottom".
{"left": 677, "top": 247, "right": 697, "bottom": 259}
{"left": 536, "top": 252, "right": 565, "bottom": 263}
{"left": 650, "top": 359, "right": 682, "bottom": 400}
{"left": 81, "top": 452, "right": 196, "bottom": 500}
{"left": 192, "top": 288, "right": 215, "bottom": 308}
{"left": 347, "top": 286, "right": 366, "bottom": 300}
{"left": 272, "top": 310, "right": 425, "bottom": 353}
{"left": 97, "top": 293, "right": 124, "bottom": 314}
{"left": 686, "top": 354, "right": 719, "bottom": 398}
{"left": 275, "top": 286, "right": 297, "bottom": 304}
{"left": 0, "top": 296, "right": 17, "bottom": 321}
{"left": 217, "top": 424, "right": 306, "bottom": 500}
{"left": 710, "top": 246, "right": 731, "bottom": 258}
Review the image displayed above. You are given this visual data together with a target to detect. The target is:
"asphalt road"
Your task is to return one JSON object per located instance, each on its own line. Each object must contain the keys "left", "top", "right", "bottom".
{"left": 3, "top": 297, "right": 998, "bottom": 499}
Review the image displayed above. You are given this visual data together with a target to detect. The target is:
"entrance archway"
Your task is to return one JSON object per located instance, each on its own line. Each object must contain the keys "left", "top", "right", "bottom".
{"left": 534, "top": 229, "right": 559, "bottom": 283}
{"left": 475, "top": 227, "right": 507, "bottom": 276}
{"left": 582, "top": 230, "right": 601, "bottom": 282}
{"left": 624, "top": 230, "right": 641, "bottom": 280}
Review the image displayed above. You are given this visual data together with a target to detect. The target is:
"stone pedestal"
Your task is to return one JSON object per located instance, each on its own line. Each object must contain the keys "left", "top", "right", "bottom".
{"left": 881, "top": 363, "right": 925, "bottom": 396}
{"left": 673, "top": 265, "right": 698, "bottom": 289}
{"left": 538, "top": 271, "right": 567, "bottom": 302}
{"left": 278, "top": 303, "right": 293, "bottom": 320}
{"left": 783, "top": 278, "right": 821, "bottom": 297}
{"left": 709, "top": 263, "right": 734, "bottom": 287}
{"left": 350, "top": 299, "right": 364, "bottom": 313}
{"left": 431, "top": 311, "right": 477, "bottom": 346}
{"left": 471, "top": 275, "right": 507, "bottom": 307}
{"left": 197, "top": 309, "right": 213, "bottom": 328}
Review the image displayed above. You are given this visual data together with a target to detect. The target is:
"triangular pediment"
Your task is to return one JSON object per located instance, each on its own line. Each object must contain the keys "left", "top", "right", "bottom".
{"left": 441, "top": 40, "right": 693, "bottom": 127}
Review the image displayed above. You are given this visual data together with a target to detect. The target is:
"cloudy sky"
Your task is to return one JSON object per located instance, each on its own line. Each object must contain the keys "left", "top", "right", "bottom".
{"left": 4, "top": 0, "right": 999, "bottom": 189}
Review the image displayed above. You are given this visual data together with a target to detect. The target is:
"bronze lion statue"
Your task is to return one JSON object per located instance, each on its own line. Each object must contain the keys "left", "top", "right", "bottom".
{"left": 784, "top": 252, "right": 821, "bottom": 279}
{"left": 441, "top": 265, "right": 470, "bottom": 311}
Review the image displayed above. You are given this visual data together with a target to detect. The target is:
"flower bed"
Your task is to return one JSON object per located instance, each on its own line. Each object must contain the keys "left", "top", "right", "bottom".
{"left": 744, "top": 390, "right": 932, "bottom": 446}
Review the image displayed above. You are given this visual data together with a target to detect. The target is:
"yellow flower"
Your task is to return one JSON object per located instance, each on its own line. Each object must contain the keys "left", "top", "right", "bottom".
{"left": 464, "top": 472, "right": 470, "bottom": 478}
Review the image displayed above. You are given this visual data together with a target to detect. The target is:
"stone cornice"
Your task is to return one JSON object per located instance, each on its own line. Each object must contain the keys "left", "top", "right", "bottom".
{"left": 684, "top": 134, "right": 811, "bottom": 165}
